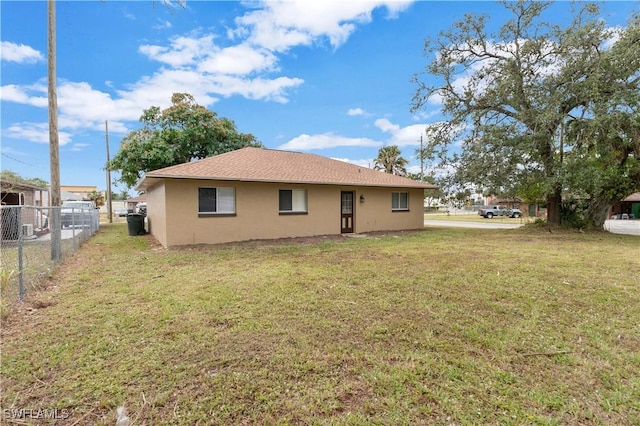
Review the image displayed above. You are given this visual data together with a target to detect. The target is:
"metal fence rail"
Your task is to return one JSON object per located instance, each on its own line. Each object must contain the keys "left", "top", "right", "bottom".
{"left": 1, "top": 205, "right": 99, "bottom": 307}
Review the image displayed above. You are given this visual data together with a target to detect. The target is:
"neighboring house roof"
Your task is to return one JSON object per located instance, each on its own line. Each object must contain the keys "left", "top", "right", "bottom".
{"left": 136, "top": 147, "right": 438, "bottom": 191}
{"left": 623, "top": 192, "right": 640, "bottom": 202}
{"left": 1, "top": 179, "right": 47, "bottom": 192}
{"left": 61, "top": 190, "right": 83, "bottom": 201}
{"left": 489, "top": 196, "right": 522, "bottom": 204}
{"left": 126, "top": 195, "right": 147, "bottom": 203}
{"left": 60, "top": 185, "right": 98, "bottom": 193}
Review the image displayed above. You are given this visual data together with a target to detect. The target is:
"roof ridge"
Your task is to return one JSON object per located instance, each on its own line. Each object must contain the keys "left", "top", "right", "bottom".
{"left": 137, "top": 147, "right": 438, "bottom": 191}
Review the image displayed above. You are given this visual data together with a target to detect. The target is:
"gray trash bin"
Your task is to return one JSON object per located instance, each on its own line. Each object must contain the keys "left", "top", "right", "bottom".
{"left": 127, "top": 213, "right": 145, "bottom": 236}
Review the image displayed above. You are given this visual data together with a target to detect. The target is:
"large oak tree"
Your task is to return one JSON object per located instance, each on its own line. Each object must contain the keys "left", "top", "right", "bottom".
{"left": 108, "top": 93, "right": 261, "bottom": 187}
{"left": 412, "top": 1, "right": 639, "bottom": 228}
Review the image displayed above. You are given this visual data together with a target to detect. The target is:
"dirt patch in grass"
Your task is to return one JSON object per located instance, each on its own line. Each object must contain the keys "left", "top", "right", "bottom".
{"left": 1, "top": 224, "right": 639, "bottom": 425}
{"left": 168, "top": 229, "right": 426, "bottom": 251}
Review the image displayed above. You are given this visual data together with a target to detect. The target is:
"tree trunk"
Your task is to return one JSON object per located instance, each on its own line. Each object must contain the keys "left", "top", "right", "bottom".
{"left": 586, "top": 197, "right": 612, "bottom": 229}
{"left": 546, "top": 190, "right": 562, "bottom": 228}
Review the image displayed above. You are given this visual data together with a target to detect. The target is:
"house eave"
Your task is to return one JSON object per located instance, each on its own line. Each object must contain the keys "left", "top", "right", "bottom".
{"left": 0, "top": 179, "right": 48, "bottom": 192}
{"left": 136, "top": 174, "right": 437, "bottom": 191}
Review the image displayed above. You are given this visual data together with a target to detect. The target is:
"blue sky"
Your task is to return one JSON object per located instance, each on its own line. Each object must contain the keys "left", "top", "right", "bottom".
{"left": 1, "top": 1, "right": 637, "bottom": 194}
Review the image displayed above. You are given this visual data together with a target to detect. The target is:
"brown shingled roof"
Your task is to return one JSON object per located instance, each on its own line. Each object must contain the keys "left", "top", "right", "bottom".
{"left": 136, "top": 147, "right": 437, "bottom": 191}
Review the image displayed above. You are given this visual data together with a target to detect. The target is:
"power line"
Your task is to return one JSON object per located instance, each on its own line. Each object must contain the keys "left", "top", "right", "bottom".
{"left": 1, "top": 152, "right": 46, "bottom": 169}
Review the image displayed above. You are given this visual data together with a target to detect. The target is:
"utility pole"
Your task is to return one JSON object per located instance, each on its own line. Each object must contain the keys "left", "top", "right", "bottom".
{"left": 420, "top": 135, "right": 424, "bottom": 182}
{"left": 105, "top": 121, "right": 113, "bottom": 223}
{"left": 48, "top": 0, "right": 61, "bottom": 263}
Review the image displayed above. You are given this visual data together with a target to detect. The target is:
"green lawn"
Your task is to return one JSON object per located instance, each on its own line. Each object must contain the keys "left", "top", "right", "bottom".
{"left": 1, "top": 224, "right": 638, "bottom": 425}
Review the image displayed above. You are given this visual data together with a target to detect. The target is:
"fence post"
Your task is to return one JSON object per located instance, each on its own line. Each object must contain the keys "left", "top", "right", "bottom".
{"left": 17, "top": 206, "right": 25, "bottom": 301}
{"left": 72, "top": 208, "right": 78, "bottom": 251}
{"left": 50, "top": 207, "right": 61, "bottom": 263}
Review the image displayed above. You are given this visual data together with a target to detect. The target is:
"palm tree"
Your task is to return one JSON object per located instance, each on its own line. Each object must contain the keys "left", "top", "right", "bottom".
{"left": 87, "top": 190, "right": 105, "bottom": 207}
{"left": 373, "top": 145, "right": 408, "bottom": 176}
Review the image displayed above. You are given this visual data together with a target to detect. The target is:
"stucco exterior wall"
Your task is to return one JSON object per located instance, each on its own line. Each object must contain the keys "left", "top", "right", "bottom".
{"left": 145, "top": 181, "right": 167, "bottom": 247}
{"left": 151, "top": 179, "right": 424, "bottom": 247}
{"left": 355, "top": 186, "right": 424, "bottom": 233}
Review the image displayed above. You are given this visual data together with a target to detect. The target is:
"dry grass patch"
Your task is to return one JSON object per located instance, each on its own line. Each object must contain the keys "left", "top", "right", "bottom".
{"left": 1, "top": 224, "right": 638, "bottom": 425}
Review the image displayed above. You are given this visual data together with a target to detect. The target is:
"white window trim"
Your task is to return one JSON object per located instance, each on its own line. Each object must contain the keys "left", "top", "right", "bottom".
{"left": 392, "top": 191, "right": 409, "bottom": 211}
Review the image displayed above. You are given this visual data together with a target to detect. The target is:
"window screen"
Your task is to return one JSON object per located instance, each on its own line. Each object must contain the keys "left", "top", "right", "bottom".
{"left": 199, "top": 187, "right": 235, "bottom": 214}
{"left": 279, "top": 189, "right": 307, "bottom": 213}
{"left": 392, "top": 192, "right": 409, "bottom": 211}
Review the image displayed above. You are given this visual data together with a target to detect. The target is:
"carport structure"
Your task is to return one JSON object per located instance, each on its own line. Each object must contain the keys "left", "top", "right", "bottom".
{"left": 610, "top": 192, "right": 640, "bottom": 219}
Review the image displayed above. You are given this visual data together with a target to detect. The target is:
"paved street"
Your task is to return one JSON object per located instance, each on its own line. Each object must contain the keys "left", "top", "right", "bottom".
{"left": 424, "top": 220, "right": 522, "bottom": 230}
{"left": 425, "top": 219, "right": 639, "bottom": 236}
{"left": 604, "top": 220, "right": 640, "bottom": 236}
{"left": 28, "top": 226, "right": 93, "bottom": 242}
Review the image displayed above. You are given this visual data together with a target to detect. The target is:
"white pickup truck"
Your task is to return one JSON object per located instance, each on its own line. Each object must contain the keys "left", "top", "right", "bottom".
{"left": 477, "top": 205, "right": 522, "bottom": 219}
{"left": 61, "top": 200, "right": 98, "bottom": 228}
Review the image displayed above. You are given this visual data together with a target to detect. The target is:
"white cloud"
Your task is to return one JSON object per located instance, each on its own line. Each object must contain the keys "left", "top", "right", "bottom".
{"left": 347, "top": 107, "right": 367, "bottom": 116}
{"left": 1, "top": 1, "right": 415, "bottom": 145}
{"left": 375, "top": 118, "right": 432, "bottom": 147}
{"left": 102, "top": 121, "right": 129, "bottom": 134}
{"left": 153, "top": 19, "right": 173, "bottom": 30}
{"left": 602, "top": 26, "right": 622, "bottom": 49}
{"left": 382, "top": 1, "right": 414, "bottom": 18}
{"left": 5, "top": 122, "right": 72, "bottom": 145}
{"left": 331, "top": 157, "right": 374, "bottom": 168}
{"left": 386, "top": 123, "right": 430, "bottom": 147}
{"left": 406, "top": 164, "right": 422, "bottom": 175}
{"left": 139, "top": 34, "right": 216, "bottom": 68}
{"left": 412, "top": 109, "right": 439, "bottom": 121}
{"left": 278, "top": 132, "right": 382, "bottom": 150}
{"left": 198, "top": 44, "right": 279, "bottom": 75}
{"left": 138, "top": 34, "right": 300, "bottom": 101}
{"left": 58, "top": 82, "right": 127, "bottom": 121}
{"left": 0, "top": 83, "right": 48, "bottom": 107}
{"left": 70, "top": 143, "right": 90, "bottom": 152}
{"left": 0, "top": 145, "right": 26, "bottom": 156}
{"left": 374, "top": 118, "right": 400, "bottom": 133}
{"left": 141, "top": 35, "right": 278, "bottom": 76}
{"left": 2, "top": 81, "right": 140, "bottom": 138}
{"left": 127, "top": 71, "right": 302, "bottom": 104}
{"left": 119, "top": 68, "right": 221, "bottom": 108}
{"left": 236, "top": 1, "right": 413, "bottom": 52}
{"left": 278, "top": 117, "right": 432, "bottom": 155}
{"left": 0, "top": 41, "right": 44, "bottom": 63}
{"left": 211, "top": 69, "right": 301, "bottom": 104}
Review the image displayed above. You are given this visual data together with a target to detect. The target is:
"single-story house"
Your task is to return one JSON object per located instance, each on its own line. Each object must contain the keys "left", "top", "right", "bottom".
{"left": 60, "top": 185, "right": 98, "bottom": 201}
{"left": 1, "top": 179, "right": 48, "bottom": 207}
{"left": 485, "top": 196, "right": 546, "bottom": 218}
{"left": 125, "top": 194, "right": 147, "bottom": 212}
{"left": 61, "top": 190, "right": 83, "bottom": 202}
{"left": 610, "top": 192, "right": 640, "bottom": 219}
{"left": 135, "top": 147, "right": 437, "bottom": 247}
{"left": 1, "top": 179, "right": 49, "bottom": 240}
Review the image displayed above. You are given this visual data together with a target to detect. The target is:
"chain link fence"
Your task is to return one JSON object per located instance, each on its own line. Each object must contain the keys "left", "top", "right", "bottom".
{"left": 1, "top": 205, "right": 99, "bottom": 309}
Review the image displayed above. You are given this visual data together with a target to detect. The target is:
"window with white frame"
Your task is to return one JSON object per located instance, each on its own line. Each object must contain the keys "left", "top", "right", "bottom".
{"left": 198, "top": 187, "right": 235, "bottom": 215}
{"left": 279, "top": 189, "right": 307, "bottom": 213}
{"left": 392, "top": 191, "right": 409, "bottom": 211}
